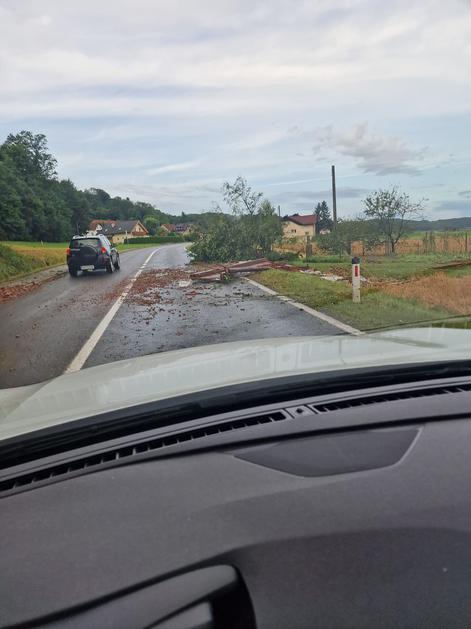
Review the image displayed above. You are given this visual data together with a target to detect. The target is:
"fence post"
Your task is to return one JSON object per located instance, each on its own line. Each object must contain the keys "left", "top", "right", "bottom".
{"left": 305, "top": 235, "right": 312, "bottom": 259}
{"left": 352, "top": 256, "right": 361, "bottom": 303}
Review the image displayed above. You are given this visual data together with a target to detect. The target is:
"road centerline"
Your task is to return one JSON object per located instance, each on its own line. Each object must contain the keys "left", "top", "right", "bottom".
{"left": 64, "top": 248, "right": 160, "bottom": 374}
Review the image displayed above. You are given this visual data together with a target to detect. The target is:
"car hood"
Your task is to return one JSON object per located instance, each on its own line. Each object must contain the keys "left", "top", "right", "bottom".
{"left": 1, "top": 327, "right": 471, "bottom": 442}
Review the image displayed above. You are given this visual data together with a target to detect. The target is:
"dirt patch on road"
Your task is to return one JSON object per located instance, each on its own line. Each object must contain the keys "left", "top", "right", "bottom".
{"left": 380, "top": 272, "right": 471, "bottom": 315}
{"left": 130, "top": 268, "right": 194, "bottom": 305}
{"left": 0, "top": 268, "right": 67, "bottom": 303}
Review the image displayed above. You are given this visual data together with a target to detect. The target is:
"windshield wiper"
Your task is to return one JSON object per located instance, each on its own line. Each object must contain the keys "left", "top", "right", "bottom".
{"left": 363, "top": 314, "right": 471, "bottom": 333}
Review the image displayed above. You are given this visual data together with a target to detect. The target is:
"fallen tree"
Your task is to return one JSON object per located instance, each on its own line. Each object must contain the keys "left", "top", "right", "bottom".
{"left": 189, "top": 178, "right": 282, "bottom": 262}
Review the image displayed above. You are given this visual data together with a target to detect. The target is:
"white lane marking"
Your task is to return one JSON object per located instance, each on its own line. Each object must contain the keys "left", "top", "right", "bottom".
{"left": 64, "top": 248, "right": 160, "bottom": 373}
{"left": 244, "top": 277, "right": 362, "bottom": 336}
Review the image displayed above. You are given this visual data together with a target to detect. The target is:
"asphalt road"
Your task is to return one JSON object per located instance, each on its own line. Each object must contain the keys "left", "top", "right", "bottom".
{"left": 0, "top": 243, "right": 341, "bottom": 388}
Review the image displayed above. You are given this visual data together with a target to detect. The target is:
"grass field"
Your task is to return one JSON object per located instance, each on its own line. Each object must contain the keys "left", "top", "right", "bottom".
{"left": 255, "top": 252, "right": 471, "bottom": 331}
{"left": 300, "top": 253, "right": 471, "bottom": 281}
{"left": 0, "top": 242, "right": 65, "bottom": 282}
{"left": 252, "top": 269, "right": 451, "bottom": 331}
{"left": 0, "top": 244, "right": 45, "bottom": 282}
{"left": 0, "top": 240, "right": 160, "bottom": 282}
{"left": 116, "top": 242, "right": 158, "bottom": 251}
{"left": 404, "top": 230, "right": 471, "bottom": 239}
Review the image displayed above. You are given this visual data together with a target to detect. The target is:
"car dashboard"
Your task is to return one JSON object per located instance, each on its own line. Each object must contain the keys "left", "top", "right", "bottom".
{"left": 2, "top": 374, "right": 471, "bottom": 628}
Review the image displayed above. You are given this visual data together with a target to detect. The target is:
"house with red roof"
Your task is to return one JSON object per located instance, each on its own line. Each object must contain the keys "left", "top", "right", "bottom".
{"left": 87, "top": 219, "right": 148, "bottom": 244}
{"left": 282, "top": 214, "right": 318, "bottom": 239}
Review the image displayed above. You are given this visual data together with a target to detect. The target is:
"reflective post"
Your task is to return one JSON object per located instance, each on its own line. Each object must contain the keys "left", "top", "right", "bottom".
{"left": 351, "top": 256, "right": 361, "bottom": 303}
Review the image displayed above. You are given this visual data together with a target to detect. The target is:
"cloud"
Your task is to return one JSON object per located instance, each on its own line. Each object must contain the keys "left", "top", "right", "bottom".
{"left": 459, "top": 190, "right": 471, "bottom": 198}
{"left": 312, "top": 123, "right": 427, "bottom": 175}
{"left": 146, "top": 160, "right": 200, "bottom": 175}
{"left": 272, "top": 187, "right": 369, "bottom": 204}
{"left": 0, "top": 0, "right": 470, "bottom": 212}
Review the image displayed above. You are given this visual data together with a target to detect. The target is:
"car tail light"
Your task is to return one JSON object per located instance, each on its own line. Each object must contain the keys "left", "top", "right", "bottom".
{"left": 101, "top": 246, "right": 107, "bottom": 254}
{"left": 66, "top": 248, "right": 71, "bottom": 256}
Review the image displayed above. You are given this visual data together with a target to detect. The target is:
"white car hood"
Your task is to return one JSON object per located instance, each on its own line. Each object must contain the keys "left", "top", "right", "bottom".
{"left": 1, "top": 327, "right": 471, "bottom": 442}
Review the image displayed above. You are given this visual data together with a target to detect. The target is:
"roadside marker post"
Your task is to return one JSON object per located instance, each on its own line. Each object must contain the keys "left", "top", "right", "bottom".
{"left": 352, "top": 256, "right": 361, "bottom": 303}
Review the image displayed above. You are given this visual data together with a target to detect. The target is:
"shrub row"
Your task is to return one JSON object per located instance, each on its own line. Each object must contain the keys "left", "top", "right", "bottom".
{"left": 127, "top": 235, "right": 192, "bottom": 244}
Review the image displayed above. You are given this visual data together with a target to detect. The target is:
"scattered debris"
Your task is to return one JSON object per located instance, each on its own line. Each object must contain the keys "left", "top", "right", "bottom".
{"left": 320, "top": 274, "right": 345, "bottom": 282}
{"left": 0, "top": 269, "right": 67, "bottom": 304}
{"left": 190, "top": 258, "right": 306, "bottom": 282}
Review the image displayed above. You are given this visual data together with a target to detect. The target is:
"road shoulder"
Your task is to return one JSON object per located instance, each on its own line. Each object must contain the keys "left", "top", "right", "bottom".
{"left": 244, "top": 277, "right": 362, "bottom": 335}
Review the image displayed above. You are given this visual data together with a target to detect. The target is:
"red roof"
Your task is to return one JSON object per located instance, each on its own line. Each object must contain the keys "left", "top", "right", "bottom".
{"left": 283, "top": 214, "right": 317, "bottom": 226}
{"left": 89, "top": 219, "right": 114, "bottom": 230}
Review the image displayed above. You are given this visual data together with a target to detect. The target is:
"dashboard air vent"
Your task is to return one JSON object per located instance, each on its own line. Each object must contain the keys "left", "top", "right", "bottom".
{"left": 310, "top": 382, "right": 471, "bottom": 413}
{"left": 0, "top": 410, "right": 288, "bottom": 496}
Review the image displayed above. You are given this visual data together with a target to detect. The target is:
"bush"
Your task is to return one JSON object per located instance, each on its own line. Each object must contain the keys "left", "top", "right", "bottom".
{"left": 305, "top": 254, "right": 350, "bottom": 263}
{"left": 127, "top": 235, "right": 185, "bottom": 244}
{"left": 267, "top": 250, "right": 300, "bottom": 262}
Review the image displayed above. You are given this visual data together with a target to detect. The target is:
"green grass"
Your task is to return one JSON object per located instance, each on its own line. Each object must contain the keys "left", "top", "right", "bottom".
{"left": 0, "top": 244, "right": 46, "bottom": 282}
{"left": 439, "top": 265, "right": 471, "bottom": 277}
{"left": 0, "top": 240, "right": 160, "bottom": 282}
{"left": 297, "top": 253, "right": 471, "bottom": 281}
{"left": 252, "top": 269, "right": 451, "bottom": 331}
{"left": 404, "top": 230, "right": 471, "bottom": 239}
{"left": 0, "top": 242, "right": 67, "bottom": 282}
{"left": 328, "top": 292, "right": 450, "bottom": 331}
{"left": 362, "top": 256, "right": 444, "bottom": 280}
{"left": 116, "top": 242, "right": 160, "bottom": 251}
{"left": 1, "top": 240, "right": 69, "bottom": 249}
{"left": 430, "top": 318, "right": 471, "bottom": 329}
{"left": 2, "top": 240, "right": 159, "bottom": 252}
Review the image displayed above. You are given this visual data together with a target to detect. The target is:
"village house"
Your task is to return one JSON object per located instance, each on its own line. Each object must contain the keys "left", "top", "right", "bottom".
{"left": 162, "top": 223, "right": 193, "bottom": 236}
{"left": 282, "top": 214, "right": 318, "bottom": 239}
{"left": 88, "top": 219, "right": 149, "bottom": 244}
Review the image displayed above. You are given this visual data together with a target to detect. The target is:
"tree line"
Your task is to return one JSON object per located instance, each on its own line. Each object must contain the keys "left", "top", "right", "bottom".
{"left": 0, "top": 131, "right": 207, "bottom": 242}
{"left": 0, "top": 131, "right": 424, "bottom": 257}
{"left": 187, "top": 178, "right": 424, "bottom": 261}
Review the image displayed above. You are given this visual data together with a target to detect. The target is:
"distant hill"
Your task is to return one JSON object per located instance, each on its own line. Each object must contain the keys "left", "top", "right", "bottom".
{"left": 409, "top": 217, "right": 471, "bottom": 232}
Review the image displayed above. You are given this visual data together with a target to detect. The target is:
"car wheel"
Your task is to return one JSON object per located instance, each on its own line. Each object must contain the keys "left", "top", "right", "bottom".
{"left": 114, "top": 254, "right": 120, "bottom": 270}
{"left": 69, "top": 268, "right": 78, "bottom": 278}
{"left": 106, "top": 260, "right": 114, "bottom": 273}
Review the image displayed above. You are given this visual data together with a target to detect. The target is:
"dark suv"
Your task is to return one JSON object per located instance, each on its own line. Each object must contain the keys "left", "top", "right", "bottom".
{"left": 67, "top": 235, "right": 120, "bottom": 277}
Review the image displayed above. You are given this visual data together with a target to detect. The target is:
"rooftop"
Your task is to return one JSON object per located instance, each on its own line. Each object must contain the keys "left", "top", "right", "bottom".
{"left": 283, "top": 214, "right": 318, "bottom": 226}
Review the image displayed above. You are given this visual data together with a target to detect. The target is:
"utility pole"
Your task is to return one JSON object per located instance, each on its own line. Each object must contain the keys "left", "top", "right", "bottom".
{"left": 331, "top": 165, "right": 337, "bottom": 230}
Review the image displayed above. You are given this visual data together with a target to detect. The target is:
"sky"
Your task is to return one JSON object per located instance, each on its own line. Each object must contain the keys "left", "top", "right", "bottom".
{"left": 0, "top": 0, "right": 470, "bottom": 219}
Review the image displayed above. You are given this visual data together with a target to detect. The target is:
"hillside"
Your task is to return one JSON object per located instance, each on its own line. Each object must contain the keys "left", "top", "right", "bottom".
{"left": 410, "top": 217, "right": 471, "bottom": 231}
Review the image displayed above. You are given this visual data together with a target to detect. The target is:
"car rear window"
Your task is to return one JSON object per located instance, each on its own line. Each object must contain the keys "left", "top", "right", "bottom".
{"left": 70, "top": 238, "right": 101, "bottom": 248}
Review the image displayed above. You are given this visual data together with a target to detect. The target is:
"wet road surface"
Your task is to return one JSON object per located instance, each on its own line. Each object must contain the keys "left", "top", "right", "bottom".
{"left": 0, "top": 244, "right": 341, "bottom": 388}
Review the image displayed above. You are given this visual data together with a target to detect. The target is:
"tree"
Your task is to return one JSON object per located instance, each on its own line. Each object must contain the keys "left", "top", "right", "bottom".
{"left": 0, "top": 130, "right": 190, "bottom": 241}
{"left": 143, "top": 215, "right": 159, "bottom": 235}
{"left": 363, "top": 188, "right": 423, "bottom": 254}
{"left": 317, "top": 218, "right": 381, "bottom": 257}
{"left": 0, "top": 154, "right": 27, "bottom": 240}
{"left": 257, "top": 199, "right": 283, "bottom": 255}
{"left": 57, "top": 179, "right": 91, "bottom": 234}
{"left": 190, "top": 179, "right": 282, "bottom": 262}
{"left": 314, "top": 201, "right": 333, "bottom": 232}
{"left": 222, "top": 176, "right": 263, "bottom": 216}
{"left": 85, "top": 188, "right": 111, "bottom": 207}
{"left": 3, "top": 131, "right": 57, "bottom": 180}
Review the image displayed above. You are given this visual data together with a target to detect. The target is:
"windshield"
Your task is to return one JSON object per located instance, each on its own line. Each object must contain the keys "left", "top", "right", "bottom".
{"left": 1, "top": 0, "right": 471, "bottom": 436}
{"left": 70, "top": 238, "right": 100, "bottom": 248}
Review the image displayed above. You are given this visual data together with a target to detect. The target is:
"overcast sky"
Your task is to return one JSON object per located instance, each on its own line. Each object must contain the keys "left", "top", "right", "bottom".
{"left": 1, "top": 0, "right": 470, "bottom": 218}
